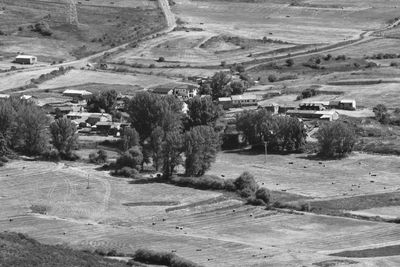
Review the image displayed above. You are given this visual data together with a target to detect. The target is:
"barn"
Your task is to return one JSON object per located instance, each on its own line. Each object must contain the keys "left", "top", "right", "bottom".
{"left": 15, "top": 55, "right": 37, "bottom": 64}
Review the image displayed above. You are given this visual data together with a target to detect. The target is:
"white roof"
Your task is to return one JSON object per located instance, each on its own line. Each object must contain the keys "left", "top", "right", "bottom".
{"left": 16, "top": 55, "right": 36, "bottom": 59}
{"left": 0, "top": 94, "right": 10, "bottom": 98}
{"left": 231, "top": 94, "right": 257, "bottom": 101}
{"left": 219, "top": 97, "right": 231, "bottom": 102}
{"left": 340, "top": 99, "right": 356, "bottom": 103}
{"left": 63, "top": 89, "right": 92, "bottom": 96}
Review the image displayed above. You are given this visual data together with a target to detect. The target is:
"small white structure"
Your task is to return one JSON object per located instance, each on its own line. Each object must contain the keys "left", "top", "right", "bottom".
{"left": 0, "top": 94, "right": 10, "bottom": 99}
{"left": 63, "top": 89, "right": 93, "bottom": 100}
{"left": 231, "top": 94, "right": 258, "bottom": 107}
{"left": 15, "top": 55, "right": 37, "bottom": 64}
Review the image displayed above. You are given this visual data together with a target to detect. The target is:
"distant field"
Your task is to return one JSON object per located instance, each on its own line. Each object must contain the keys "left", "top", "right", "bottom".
{"left": 35, "top": 70, "right": 177, "bottom": 90}
{"left": 208, "top": 152, "right": 400, "bottom": 198}
{"left": 0, "top": 0, "right": 165, "bottom": 62}
{"left": 331, "top": 38, "right": 400, "bottom": 58}
{"left": 173, "top": 0, "right": 395, "bottom": 44}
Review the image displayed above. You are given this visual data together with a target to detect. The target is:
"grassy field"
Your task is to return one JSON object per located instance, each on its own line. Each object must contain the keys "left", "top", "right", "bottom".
{"left": 1, "top": 157, "right": 400, "bottom": 266}
{"left": 0, "top": 0, "right": 165, "bottom": 63}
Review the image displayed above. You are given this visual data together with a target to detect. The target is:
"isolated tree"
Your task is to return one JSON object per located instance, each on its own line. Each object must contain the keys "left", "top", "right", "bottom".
{"left": 373, "top": 104, "right": 389, "bottom": 124}
{"left": 49, "top": 117, "right": 78, "bottom": 157}
{"left": 234, "top": 172, "right": 258, "bottom": 197}
{"left": 316, "top": 121, "right": 356, "bottom": 158}
{"left": 184, "top": 126, "right": 219, "bottom": 177}
{"left": 210, "top": 71, "right": 232, "bottom": 100}
{"left": 162, "top": 130, "right": 184, "bottom": 178}
{"left": 87, "top": 90, "right": 118, "bottom": 113}
{"left": 186, "top": 96, "right": 221, "bottom": 128}
{"left": 121, "top": 127, "right": 139, "bottom": 151}
{"left": 286, "top": 58, "right": 294, "bottom": 67}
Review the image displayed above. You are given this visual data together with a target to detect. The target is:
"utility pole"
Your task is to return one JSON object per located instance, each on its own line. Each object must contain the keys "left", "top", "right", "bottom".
{"left": 264, "top": 141, "right": 267, "bottom": 163}
{"left": 86, "top": 174, "right": 90, "bottom": 189}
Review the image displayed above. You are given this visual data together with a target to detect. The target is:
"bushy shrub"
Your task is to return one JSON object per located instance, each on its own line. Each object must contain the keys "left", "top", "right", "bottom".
{"left": 171, "top": 175, "right": 226, "bottom": 190}
{"left": 89, "top": 149, "right": 108, "bottom": 164}
{"left": 33, "top": 21, "right": 52, "bottom": 36}
{"left": 0, "top": 156, "right": 8, "bottom": 163}
{"left": 247, "top": 197, "right": 266, "bottom": 206}
{"left": 255, "top": 187, "right": 271, "bottom": 204}
{"left": 234, "top": 172, "right": 258, "bottom": 197}
{"left": 113, "top": 167, "right": 139, "bottom": 178}
{"left": 133, "top": 249, "right": 201, "bottom": 267}
{"left": 273, "top": 200, "right": 310, "bottom": 211}
{"left": 41, "top": 149, "right": 60, "bottom": 162}
{"left": 317, "top": 121, "right": 356, "bottom": 158}
{"left": 224, "top": 179, "right": 236, "bottom": 191}
{"left": 116, "top": 146, "right": 143, "bottom": 170}
{"left": 268, "top": 74, "right": 277, "bottom": 82}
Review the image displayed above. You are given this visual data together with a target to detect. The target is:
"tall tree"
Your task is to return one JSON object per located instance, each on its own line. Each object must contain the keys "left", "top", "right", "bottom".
{"left": 87, "top": 90, "right": 118, "bottom": 113}
{"left": 186, "top": 96, "right": 221, "bottom": 129}
{"left": 13, "top": 102, "right": 49, "bottom": 155}
{"left": 317, "top": 121, "right": 356, "bottom": 158}
{"left": 149, "top": 126, "right": 164, "bottom": 171}
{"left": 210, "top": 71, "right": 232, "bottom": 100}
{"left": 121, "top": 127, "right": 139, "bottom": 151}
{"left": 49, "top": 117, "right": 78, "bottom": 157}
{"left": 162, "top": 130, "right": 183, "bottom": 178}
{"left": 184, "top": 126, "right": 219, "bottom": 177}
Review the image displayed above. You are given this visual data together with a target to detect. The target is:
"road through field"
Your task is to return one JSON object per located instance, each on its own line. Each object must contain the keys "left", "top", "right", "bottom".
{"left": 0, "top": 0, "right": 176, "bottom": 92}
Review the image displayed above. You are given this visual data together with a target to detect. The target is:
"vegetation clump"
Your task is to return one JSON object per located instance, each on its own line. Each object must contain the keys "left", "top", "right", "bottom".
{"left": 316, "top": 121, "right": 356, "bottom": 158}
{"left": 133, "top": 248, "right": 202, "bottom": 267}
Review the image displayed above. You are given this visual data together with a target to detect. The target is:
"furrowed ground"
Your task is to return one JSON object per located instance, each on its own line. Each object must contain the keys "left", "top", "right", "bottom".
{"left": 1, "top": 154, "right": 400, "bottom": 266}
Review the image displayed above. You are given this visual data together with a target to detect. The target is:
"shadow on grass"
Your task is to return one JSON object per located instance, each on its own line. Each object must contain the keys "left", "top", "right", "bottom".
{"left": 129, "top": 177, "right": 166, "bottom": 184}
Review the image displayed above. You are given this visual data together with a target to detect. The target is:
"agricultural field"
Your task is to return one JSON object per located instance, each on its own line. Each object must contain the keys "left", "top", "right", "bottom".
{"left": 2, "top": 158, "right": 400, "bottom": 266}
{"left": 0, "top": 0, "right": 165, "bottom": 63}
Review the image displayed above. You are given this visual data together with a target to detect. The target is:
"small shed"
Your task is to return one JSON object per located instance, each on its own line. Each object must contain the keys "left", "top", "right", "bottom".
{"left": 63, "top": 90, "right": 93, "bottom": 101}
{"left": 15, "top": 55, "right": 37, "bottom": 64}
{"left": 231, "top": 94, "right": 258, "bottom": 107}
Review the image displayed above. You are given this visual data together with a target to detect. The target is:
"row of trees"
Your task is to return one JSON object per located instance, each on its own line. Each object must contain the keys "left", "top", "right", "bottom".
{"left": 236, "top": 109, "right": 307, "bottom": 153}
{"left": 235, "top": 108, "right": 356, "bottom": 158}
{"left": 199, "top": 71, "right": 252, "bottom": 100}
{"left": 115, "top": 92, "right": 222, "bottom": 178}
{"left": 0, "top": 98, "right": 78, "bottom": 159}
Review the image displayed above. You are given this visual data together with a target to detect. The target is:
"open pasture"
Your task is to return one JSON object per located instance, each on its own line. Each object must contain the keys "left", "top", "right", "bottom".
{"left": 330, "top": 38, "right": 400, "bottom": 58}
{"left": 173, "top": 0, "right": 396, "bottom": 44}
{"left": 208, "top": 152, "right": 400, "bottom": 199}
{"left": 111, "top": 30, "right": 295, "bottom": 67}
{"left": 34, "top": 70, "right": 177, "bottom": 91}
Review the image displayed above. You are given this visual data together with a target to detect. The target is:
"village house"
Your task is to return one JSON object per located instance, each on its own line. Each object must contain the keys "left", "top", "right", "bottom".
{"left": 66, "top": 112, "right": 112, "bottom": 127}
{"left": 14, "top": 55, "right": 37, "bottom": 64}
{"left": 329, "top": 99, "right": 356, "bottom": 110}
{"left": 231, "top": 94, "right": 258, "bottom": 107}
{"left": 150, "top": 83, "right": 199, "bottom": 100}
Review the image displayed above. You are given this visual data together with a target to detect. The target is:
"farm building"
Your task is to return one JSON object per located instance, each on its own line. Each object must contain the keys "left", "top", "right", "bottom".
{"left": 218, "top": 97, "right": 232, "bottom": 110}
{"left": 14, "top": 55, "right": 37, "bottom": 64}
{"left": 151, "top": 83, "right": 199, "bottom": 99}
{"left": 329, "top": 99, "right": 356, "bottom": 110}
{"left": 151, "top": 84, "right": 175, "bottom": 95}
{"left": 66, "top": 112, "right": 112, "bottom": 126}
{"left": 299, "top": 102, "right": 326, "bottom": 111}
{"left": 95, "top": 122, "right": 122, "bottom": 136}
{"left": 287, "top": 110, "right": 339, "bottom": 121}
{"left": 231, "top": 94, "right": 258, "bottom": 107}
{"left": 63, "top": 89, "right": 93, "bottom": 101}
{"left": 258, "top": 102, "right": 279, "bottom": 114}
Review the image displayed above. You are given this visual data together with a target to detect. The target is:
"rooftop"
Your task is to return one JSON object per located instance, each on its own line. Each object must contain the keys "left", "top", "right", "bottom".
{"left": 63, "top": 89, "right": 92, "bottom": 96}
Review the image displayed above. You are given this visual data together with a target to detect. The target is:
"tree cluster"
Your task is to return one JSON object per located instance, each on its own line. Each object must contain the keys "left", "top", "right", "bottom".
{"left": 123, "top": 92, "right": 221, "bottom": 178}
{"left": 236, "top": 109, "right": 307, "bottom": 153}
{"left": 87, "top": 90, "right": 118, "bottom": 113}
{"left": 199, "top": 71, "right": 251, "bottom": 100}
{"left": 0, "top": 98, "right": 49, "bottom": 156}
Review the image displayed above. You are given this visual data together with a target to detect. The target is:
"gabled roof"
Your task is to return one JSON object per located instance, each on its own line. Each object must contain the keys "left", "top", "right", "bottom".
{"left": 16, "top": 55, "right": 36, "bottom": 59}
